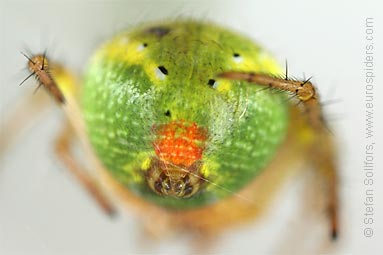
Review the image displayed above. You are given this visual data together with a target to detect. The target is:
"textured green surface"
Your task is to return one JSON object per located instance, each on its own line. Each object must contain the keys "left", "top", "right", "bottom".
{"left": 81, "top": 20, "right": 289, "bottom": 209}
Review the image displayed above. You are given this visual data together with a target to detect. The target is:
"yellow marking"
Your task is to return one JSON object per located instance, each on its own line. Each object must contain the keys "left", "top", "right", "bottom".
{"left": 235, "top": 57, "right": 258, "bottom": 72}
{"left": 229, "top": 51, "right": 281, "bottom": 75}
{"left": 215, "top": 79, "right": 232, "bottom": 93}
{"left": 123, "top": 152, "right": 152, "bottom": 173}
{"left": 98, "top": 36, "right": 165, "bottom": 85}
{"left": 50, "top": 64, "right": 79, "bottom": 98}
{"left": 200, "top": 159, "right": 219, "bottom": 178}
{"left": 141, "top": 157, "right": 152, "bottom": 171}
{"left": 257, "top": 51, "right": 282, "bottom": 74}
{"left": 121, "top": 158, "right": 144, "bottom": 183}
{"left": 260, "top": 58, "right": 281, "bottom": 74}
{"left": 103, "top": 35, "right": 146, "bottom": 63}
{"left": 201, "top": 163, "right": 210, "bottom": 177}
{"left": 145, "top": 62, "right": 165, "bottom": 82}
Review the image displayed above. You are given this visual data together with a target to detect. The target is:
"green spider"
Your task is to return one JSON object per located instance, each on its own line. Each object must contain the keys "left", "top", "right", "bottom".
{"left": 10, "top": 19, "right": 338, "bottom": 242}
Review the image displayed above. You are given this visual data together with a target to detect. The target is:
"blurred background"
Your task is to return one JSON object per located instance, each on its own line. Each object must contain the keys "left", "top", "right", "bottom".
{"left": 0, "top": 0, "right": 382, "bottom": 254}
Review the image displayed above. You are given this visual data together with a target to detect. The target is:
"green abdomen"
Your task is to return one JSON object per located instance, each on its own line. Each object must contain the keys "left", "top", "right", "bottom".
{"left": 81, "top": 20, "right": 289, "bottom": 209}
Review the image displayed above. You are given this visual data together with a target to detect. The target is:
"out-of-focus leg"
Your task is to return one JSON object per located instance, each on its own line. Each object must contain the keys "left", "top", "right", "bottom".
{"left": 54, "top": 122, "right": 116, "bottom": 217}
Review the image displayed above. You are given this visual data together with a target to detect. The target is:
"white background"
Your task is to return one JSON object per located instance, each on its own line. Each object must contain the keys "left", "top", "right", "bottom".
{"left": 0, "top": 0, "right": 382, "bottom": 254}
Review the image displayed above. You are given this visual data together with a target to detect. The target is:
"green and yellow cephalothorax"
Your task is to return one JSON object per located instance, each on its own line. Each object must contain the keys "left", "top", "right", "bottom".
{"left": 81, "top": 20, "right": 289, "bottom": 209}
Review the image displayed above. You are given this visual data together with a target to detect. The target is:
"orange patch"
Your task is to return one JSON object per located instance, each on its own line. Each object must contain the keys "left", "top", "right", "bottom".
{"left": 153, "top": 120, "right": 207, "bottom": 167}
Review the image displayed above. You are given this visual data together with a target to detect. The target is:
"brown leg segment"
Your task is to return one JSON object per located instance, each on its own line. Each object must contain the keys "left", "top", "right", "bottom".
{"left": 54, "top": 123, "right": 116, "bottom": 217}
{"left": 219, "top": 71, "right": 339, "bottom": 240}
{"left": 21, "top": 52, "right": 65, "bottom": 104}
{"left": 21, "top": 54, "right": 116, "bottom": 216}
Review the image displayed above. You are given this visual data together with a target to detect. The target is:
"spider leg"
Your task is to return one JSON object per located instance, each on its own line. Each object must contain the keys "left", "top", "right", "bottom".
{"left": 54, "top": 122, "right": 116, "bottom": 216}
{"left": 220, "top": 71, "right": 339, "bottom": 239}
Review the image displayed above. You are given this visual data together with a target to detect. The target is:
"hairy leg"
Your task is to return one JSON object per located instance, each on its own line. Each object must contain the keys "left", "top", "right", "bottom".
{"left": 220, "top": 71, "right": 339, "bottom": 239}
{"left": 15, "top": 53, "right": 116, "bottom": 216}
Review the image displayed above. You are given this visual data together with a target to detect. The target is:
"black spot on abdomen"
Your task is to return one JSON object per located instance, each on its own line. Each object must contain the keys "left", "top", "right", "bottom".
{"left": 158, "top": 66, "right": 168, "bottom": 75}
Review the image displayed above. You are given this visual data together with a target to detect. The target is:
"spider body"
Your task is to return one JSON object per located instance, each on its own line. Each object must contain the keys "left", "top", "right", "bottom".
{"left": 11, "top": 19, "right": 338, "bottom": 241}
{"left": 81, "top": 20, "right": 289, "bottom": 209}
